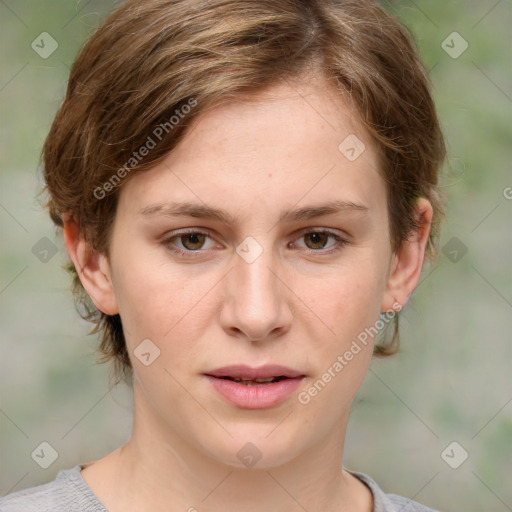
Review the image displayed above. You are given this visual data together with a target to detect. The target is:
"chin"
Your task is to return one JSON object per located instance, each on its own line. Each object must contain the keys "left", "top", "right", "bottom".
{"left": 198, "top": 424, "right": 307, "bottom": 470}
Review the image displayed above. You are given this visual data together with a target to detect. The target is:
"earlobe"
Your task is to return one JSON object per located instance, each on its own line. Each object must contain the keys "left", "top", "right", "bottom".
{"left": 381, "top": 198, "right": 433, "bottom": 312}
{"left": 62, "top": 214, "right": 119, "bottom": 316}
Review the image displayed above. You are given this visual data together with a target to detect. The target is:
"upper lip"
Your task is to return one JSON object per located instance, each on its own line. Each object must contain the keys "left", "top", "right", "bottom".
{"left": 204, "top": 364, "right": 305, "bottom": 379}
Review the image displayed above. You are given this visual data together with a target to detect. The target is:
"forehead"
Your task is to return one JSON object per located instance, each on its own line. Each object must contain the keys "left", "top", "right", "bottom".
{"left": 118, "top": 78, "right": 385, "bottom": 221}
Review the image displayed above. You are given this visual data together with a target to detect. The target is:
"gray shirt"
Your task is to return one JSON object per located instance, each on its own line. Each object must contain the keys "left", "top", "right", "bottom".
{"left": 1, "top": 465, "right": 439, "bottom": 511}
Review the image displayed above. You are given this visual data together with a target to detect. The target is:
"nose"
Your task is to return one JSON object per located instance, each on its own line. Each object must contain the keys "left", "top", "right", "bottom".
{"left": 220, "top": 239, "right": 293, "bottom": 342}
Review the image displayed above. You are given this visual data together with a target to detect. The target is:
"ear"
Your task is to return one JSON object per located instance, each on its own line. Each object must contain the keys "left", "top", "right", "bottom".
{"left": 62, "top": 213, "right": 119, "bottom": 315}
{"left": 381, "top": 198, "right": 433, "bottom": 312}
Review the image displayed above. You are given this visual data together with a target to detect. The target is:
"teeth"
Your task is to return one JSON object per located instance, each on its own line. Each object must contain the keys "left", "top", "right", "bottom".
{"left": 232, "top": 377, "right": 277, "bottom": 384}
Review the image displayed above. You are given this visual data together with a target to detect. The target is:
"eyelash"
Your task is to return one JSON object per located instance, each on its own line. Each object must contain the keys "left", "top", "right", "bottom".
{"left": 162, "top": 228, "right": 349, "bottom": 257}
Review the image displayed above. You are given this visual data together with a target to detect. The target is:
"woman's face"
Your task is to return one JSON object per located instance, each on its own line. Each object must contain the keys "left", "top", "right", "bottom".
{"left": 96, "top": 78, "right": 409, "bottom": 468}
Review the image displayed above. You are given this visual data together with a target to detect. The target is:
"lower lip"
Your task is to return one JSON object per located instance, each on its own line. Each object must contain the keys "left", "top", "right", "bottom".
{"left": 205, "top": 376, "right": 304, "bottom": 409}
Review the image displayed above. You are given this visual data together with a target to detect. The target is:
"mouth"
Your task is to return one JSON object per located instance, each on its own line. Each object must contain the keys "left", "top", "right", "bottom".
{"left": 204, "top": 363, "right": 305, "bottom": 382}
{"left": 210, "top": 375, "right": 292, "bottom": 385}
{"left": 203, "top": 364, "right": 306, "bottom": 409}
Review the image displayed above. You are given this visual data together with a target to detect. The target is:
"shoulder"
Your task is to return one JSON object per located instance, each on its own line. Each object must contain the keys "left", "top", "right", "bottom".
{"left": 349, "top": 470, "right": 440, "bottom": 512}
{"left": 1, "top": 465, "right": 107, "bottom": 512}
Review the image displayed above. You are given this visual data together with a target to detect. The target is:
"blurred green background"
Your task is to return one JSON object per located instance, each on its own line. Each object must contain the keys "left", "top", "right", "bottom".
{"left": 0, "top": 1, "right": 511, "bottom": 510}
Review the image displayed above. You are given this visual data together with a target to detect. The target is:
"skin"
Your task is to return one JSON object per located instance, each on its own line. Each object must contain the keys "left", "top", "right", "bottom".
{"left": 64, "top": 76, "right": 432, "bottom": 512}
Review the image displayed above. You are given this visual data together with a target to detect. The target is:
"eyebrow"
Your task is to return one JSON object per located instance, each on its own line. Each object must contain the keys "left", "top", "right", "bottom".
{"left": 138, "top": 199, "right": 368, "bottom": 224}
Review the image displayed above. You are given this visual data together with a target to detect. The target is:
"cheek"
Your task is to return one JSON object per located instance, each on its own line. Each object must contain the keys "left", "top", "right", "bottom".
{"left": 298, "top": 257, "right": 387, "bottom": 341}
{"left": 109, "top": 248, "right": 185, "bottom": 342}
{"left": 111, "top": 249, "right": 221, "bottom": 371}
{"left": 292, "top": 253, "right": 387, "bottom": 391}
{"left": 293, "top": 266, "right": 382, "bottom": 425}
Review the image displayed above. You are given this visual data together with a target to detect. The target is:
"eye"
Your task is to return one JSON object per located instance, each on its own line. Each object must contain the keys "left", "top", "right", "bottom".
{"left": 291, "top": 229, "right": 348, "bottom": 253}
{"left": 164, "top": 229, "right": 217, "bottom": 255}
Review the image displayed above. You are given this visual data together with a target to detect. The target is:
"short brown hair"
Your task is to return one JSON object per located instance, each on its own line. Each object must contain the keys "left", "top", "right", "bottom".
{"left": 41, "top": 0, "right": 446, "bottom": 383}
